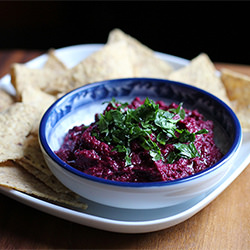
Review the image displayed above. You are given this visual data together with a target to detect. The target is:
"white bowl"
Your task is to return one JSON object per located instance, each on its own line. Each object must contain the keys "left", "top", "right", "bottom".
{"left": 39, "top": 78, "right": 242, "bottom": 209}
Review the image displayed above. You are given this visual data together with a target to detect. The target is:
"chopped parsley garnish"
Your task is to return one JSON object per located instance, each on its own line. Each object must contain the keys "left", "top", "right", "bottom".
{"left": 91, "top": 98, "right": 208, "bottom": 166}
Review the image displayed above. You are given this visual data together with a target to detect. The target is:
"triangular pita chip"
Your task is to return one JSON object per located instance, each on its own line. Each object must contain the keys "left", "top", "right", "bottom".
{"left": 107, "top": 28, "right": 173, "bottom": 78}
{"left": 17, "top": 134, "right": 52, "bottom": 176}
{"left": 221, "top": 68, "right": 250, "bottom": 131}
{"left": 44, "top": 49, "right": 67, "bottom": 72}
{"left": 0, "top": 162, "right": 87, "bottom": 209}
{"left": 11, "top": 51, "right": 67, "bottom": 99}
{"left": 50, "top": 41, "right": 135, "bottom": 93}
{"left": 0, "top": 103, "right": 38, "bottom": 162}
{"left": 168, "top": 53, "right": 231, "bottom": 105}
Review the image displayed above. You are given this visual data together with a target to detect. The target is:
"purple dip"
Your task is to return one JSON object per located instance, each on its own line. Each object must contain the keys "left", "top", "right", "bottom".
{"left": 55, "top": 97, "right": 223, "bottom": 182}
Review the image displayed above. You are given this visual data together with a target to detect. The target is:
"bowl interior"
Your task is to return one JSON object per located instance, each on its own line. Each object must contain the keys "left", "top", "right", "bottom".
{"left": 40, "top": 78, "right": 241, "bottom": 184}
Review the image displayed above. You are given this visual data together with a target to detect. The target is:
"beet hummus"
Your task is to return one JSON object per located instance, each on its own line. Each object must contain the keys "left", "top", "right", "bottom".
{"left": 55, "top": 97, "right": 223, "bottom": 182}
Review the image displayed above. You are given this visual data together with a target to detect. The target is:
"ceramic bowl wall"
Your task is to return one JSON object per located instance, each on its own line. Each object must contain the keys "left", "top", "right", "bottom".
{"left": 39, "top": 78, "right": 242, "bottom": 209}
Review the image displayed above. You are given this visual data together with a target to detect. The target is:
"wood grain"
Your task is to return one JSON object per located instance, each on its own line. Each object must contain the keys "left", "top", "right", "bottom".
{"left": 0, "top": 50, "right": 249, "bottom": 250}
{"left": 215, "top": 63, "right": 250, "bottom": 76}
{"left": 0, "top": 50, "right": 43, "bottom": 78}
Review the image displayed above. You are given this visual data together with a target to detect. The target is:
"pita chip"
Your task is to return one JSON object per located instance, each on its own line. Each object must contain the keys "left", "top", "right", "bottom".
{"left": 0, "top": 162, "right": 87, "bottom": 209}
{"left": 107, "top": 28, "right": 173, "bottom": 78}
{"left": 22, "top": 86, "right": 56, "bottom": 133}
{"left": 44, "top": 49, "right": 67, "bottom": 72}
{"left": 50, "top": 41, "right": 135, "bottom": 93}
{"left": 221, "top": 68, "right": 250, "bottom": 131}
{"left": 11, "top": 64, "right": 63, "bottom": 98}
{"left": 168, "top": 53, "right": 231, "bottom": 105}
{"left": 11, "top": 51, "right": 67, "bottom": 99}
{"left": 17, "top": 134, "right": 52, "bottom": 176}
{"left": 0, "top": 89, "right": 14, "bottom": 112}
{"left": 0, "top": 103, "right": 38, "bottom": 162}
{"left": 17, "top": 160, "right": 72, "bottom": 194}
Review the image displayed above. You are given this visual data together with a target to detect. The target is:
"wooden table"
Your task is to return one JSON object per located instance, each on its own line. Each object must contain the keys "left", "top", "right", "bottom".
{"left": 0, "top": 50, "right": 249, "bottom": 250}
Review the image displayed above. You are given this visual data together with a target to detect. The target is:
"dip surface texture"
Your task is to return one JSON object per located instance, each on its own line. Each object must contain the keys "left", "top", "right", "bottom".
{"left": 55, "top": 97, "right": 223, "bottom": 182}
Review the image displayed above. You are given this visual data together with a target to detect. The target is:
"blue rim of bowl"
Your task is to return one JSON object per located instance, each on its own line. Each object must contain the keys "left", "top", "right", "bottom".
{"left": 39, "top": 78, "right": 242, "bottom": 188}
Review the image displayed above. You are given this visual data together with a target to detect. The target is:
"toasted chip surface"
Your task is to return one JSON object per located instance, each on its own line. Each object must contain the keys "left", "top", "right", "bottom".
{"left": 168, "top": 53, "right": 231, "bottom": 105}
{"left": 44, "top": 49, "right": 67, "bottom": 72}
{"left": 11, "top": 51, "right": 67, "bottom": 99}
{"left": 22, "top": 87, "right": 56, "bottom": 133}
{"left": 17, "top": 160, "right": 71, "bottom": 194}
{"left": 221, "top": 68, "right": 250, "bottom": 131}
{"left": 221, "top": 68, "right": 250, "bottom": 105}
{"left": 0, "top": 89, "right": 14, "bottom": 112}
{"left": 0, "top": 103, "right": 38, "bottom": 162}
{"left": 108, "top": 28, "right": 173, "bottom": 78}
{"left": 0, "top": 162, "right": 87, "bottom": 209}
{"left": 18, "top": 134, "right": 52, "bottom": 176}
{"left": 11, "top": 64, "right": 64, "bottom": 98}
{"left": 50, "top": 41, "right": 135, "bottom": 93}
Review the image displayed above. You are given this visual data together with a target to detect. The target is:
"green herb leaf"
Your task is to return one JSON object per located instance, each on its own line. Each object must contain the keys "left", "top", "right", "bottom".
{"left": 92, "top": 98, "right": 207, "bottom": 166}
{"left": 174, "top": 142, "right": 200, "bottom": 159}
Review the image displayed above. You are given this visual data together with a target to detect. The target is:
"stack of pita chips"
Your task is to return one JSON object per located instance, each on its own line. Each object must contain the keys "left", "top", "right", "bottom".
{"left": 0, "top": 51, "right": 87, "bottom": 209}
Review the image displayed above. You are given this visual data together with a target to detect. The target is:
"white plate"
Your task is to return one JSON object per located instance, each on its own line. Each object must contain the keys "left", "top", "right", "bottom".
{"left": 0, "top": 44, "right": 249, "bottom": 234}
